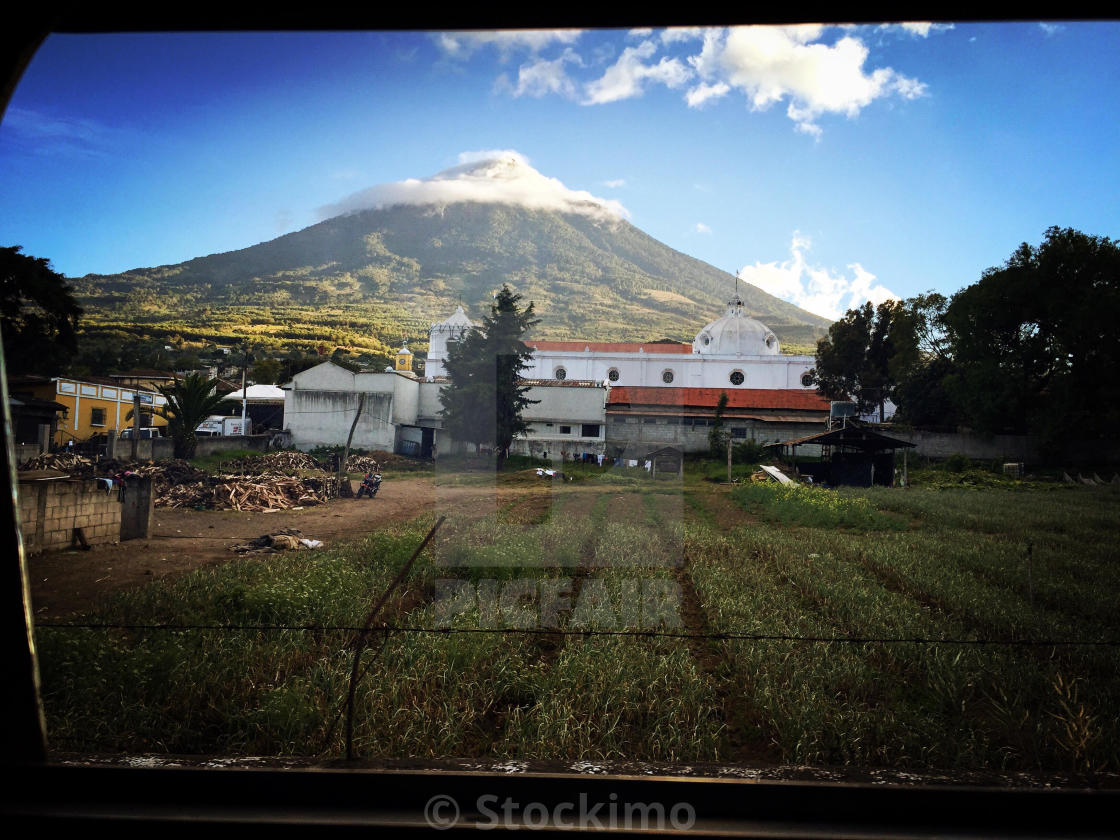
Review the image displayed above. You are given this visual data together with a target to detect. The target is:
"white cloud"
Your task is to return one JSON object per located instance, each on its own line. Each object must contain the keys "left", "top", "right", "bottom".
{"left": 686, "top": 81, "right": 730, "bottom": 108}
{"left": 1038, "top": 22, "right": 1064, "bottom": 37}
{"left": 687, "top": 25, "right": 927, "bottom": 134}
{"left": 883, "top": 22, "right": 955, "bottom": 38}
{"left": 627, "top": 28, "right": 653, "bottom": 39}
{"left": 603, "top": 178, "right": 626, "bottom": 188}
{"left": 435, "top": 30, "right": 582, "bottom": 61}
{"left": 695, "top": 222, "right": 712, "bottom": 234}
{"left": 737, "top": 233, "right": 898, "bottom": 320}
{"left": 317, "top": 151, "right": 629, "bottom": 223}
{"left": 583, "top": 40, "right": 692, "bottom": 105}
{"left": 661, "top": 27, "right": 709, "bottom": 44}
{"left": 499, "top": 49, "right": 582, "bottom": 99}
{"left": 0, "top": 107, "right": 117, "bottom": 157}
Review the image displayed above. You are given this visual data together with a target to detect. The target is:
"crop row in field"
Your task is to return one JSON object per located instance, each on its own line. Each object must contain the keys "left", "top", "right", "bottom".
{"left": 35, "top": 482, "right": 1119, "bottom": 774}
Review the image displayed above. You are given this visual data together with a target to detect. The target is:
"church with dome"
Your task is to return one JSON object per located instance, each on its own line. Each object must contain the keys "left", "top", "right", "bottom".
{"left": 283, "top": 296, "right": 830, "bottom": 460}
{"left": 425, "top": 296, "right": 830, "bottom": 460}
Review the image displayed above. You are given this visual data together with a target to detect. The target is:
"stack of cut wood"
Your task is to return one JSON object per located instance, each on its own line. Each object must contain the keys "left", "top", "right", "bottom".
{"left": 19, "top": 452, "right": 92, "bottom": 472}
{"left": 219, "top": 451, "right": 325, "bottom": 475}
{"left": 346, "top": 454, "right": 381, "bottom": 474}
{"left": 158, "top": 473, "right": 341, "bottom": 511}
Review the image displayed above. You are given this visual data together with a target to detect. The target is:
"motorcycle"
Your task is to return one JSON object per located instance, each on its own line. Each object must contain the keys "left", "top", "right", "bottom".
{"left": 356, "top": 472, "right": 382, "bottom": 499}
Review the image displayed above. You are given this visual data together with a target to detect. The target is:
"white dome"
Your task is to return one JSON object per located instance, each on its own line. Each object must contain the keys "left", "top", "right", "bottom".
{"left": 430, "top": 305, "right": 475, "bottom": 335}
{"left": 693, "top": 296, "right": 780, "bottom": 356}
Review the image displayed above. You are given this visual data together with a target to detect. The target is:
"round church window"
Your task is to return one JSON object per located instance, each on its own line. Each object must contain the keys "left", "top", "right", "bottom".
{"left": 662, "top": 370, "right": 675, "bottom": 384}
{"left": 555, "top": 367, "right": 567, "bottom": 380}
{"left": 608, "top": 368, "right": 620, "bottom": 382}
{"left": 729, "top": 370, "right": 744, "bottom": 385}
{"left": 801, "top": 372, "right": 814, "bottom": 387}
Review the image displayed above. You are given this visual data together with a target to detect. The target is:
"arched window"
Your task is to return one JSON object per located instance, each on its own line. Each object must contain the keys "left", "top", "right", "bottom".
{"left": 607, "top": 368, "right": 620, "bottom": 382}
{"left": 661, "top": 369, "right": 674, "bottom": 384}
{"left": 729, "top": 370, "right": 744, "bottom": 386}
{"left": 555, "top": 367, "right": 567, "bottom": 381}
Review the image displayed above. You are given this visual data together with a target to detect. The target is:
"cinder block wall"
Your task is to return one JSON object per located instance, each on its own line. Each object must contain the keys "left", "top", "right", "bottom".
{"left": 17, "top": 479, "right": 122, "bottom": 554}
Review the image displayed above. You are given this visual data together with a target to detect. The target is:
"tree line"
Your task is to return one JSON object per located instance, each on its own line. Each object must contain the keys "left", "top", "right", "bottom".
{"left": 810, "top": 227, "right": 1120, "bottom": 458}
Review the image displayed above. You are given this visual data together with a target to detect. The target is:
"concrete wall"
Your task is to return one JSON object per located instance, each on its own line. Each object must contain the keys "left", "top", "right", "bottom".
{"left": 286, "top": 389, "right": 395, "bottom": 451}
{"left": 106, "top": 436, "right": 175, "bottom": 461}
{"left": 607, "top": 416, "right": 822, "bottom": 458}
{"left": 895, "top": 429, "right": 1036, "bottom": 461}
{"left": 15, "top": 443, "right": 41, "bottom": 465}
{"left": 522, "top": 384, "right": 607, "bottom": 424}
{"left": 18, "top": 478, "right": 122, "bottom": 554}
{"left": 193, "top": 434, "right": 287, "bottom": 457}
{"left": 418, "top": 381, "right": 445, "bottom": 424}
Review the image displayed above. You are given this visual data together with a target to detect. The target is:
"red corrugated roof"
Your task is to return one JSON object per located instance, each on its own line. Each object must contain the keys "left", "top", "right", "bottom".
{"left": 607, "top": 386, "right": 829, "bottom": 411}
{"left": 525, "top": 341, "right": 692, "bottom": 354}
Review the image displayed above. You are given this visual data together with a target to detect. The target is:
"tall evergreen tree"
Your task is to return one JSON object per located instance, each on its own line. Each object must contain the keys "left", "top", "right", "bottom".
{"left": 439, "top": 286, "right": 540, "bottom": 470}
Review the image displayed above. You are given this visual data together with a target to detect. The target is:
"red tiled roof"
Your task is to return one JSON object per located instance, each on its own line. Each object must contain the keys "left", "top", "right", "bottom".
{"left": 525, "top": 341, "right": 692, "bottom": 354}
{"left": 607, "top": 386, "right": 829, "bottom": 411}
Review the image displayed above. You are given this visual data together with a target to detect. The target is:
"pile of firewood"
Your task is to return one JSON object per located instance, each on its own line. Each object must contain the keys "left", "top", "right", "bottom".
{"left": 158, "top": 474, "right": 341, "bottom": 511}
{"left": 219, "top": 451, "right": 324, "bottom": 475}
{"left": 346, "top": 454, "right": 381, "bottom": 474}
{"left": 19, "top": 452, "right": 92, "bottom": 472}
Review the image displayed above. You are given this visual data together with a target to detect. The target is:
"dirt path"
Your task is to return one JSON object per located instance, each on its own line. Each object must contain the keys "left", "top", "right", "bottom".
{"left": 27, "top": 476, "right": 499, "bottom": 619}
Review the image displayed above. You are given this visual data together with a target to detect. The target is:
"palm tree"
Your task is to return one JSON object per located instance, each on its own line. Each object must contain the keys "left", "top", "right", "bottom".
{"left": 130, "top": 373, "right": 230, "bottom": 459}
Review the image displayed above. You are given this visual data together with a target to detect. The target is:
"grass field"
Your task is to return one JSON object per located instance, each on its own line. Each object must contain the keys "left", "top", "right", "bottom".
{"left": 35, "top": 468, "right": 1120, "bottom": 775}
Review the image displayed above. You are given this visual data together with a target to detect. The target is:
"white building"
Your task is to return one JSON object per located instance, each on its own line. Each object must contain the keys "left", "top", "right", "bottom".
{"left": 427, "top": 295, "right": 816, "bottom": 392}
{"left": 282, "top": 297, "right": 829, "bottom": 459}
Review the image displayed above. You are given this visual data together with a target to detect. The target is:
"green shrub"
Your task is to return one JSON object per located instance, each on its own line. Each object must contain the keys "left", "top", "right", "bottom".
{"left": 944, "top": 453, "right": 972, "bottom": 473}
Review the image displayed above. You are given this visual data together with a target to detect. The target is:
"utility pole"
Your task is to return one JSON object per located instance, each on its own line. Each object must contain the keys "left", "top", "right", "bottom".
{"left": 339, "top": 393, "right": 365, "bottom": 497}
{"left": 240, "top": 345, "right": 250, "bottom": 433}
{"left": 131, "top": 394, "right": 141, "bottom": 461}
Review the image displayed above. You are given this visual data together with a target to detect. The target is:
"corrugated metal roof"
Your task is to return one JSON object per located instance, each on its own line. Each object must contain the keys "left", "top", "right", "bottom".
{"left": 607, "top": 386, "right": 830, "bottom": 411}
{"left": 778, "top": 426, "right": 916, "bottom": 449}
{"left": 526, "top": 341, "right": 692, "bottom": 354}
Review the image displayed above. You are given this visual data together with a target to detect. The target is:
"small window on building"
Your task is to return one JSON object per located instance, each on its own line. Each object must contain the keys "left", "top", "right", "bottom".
{"left": 765, "top": 335, "right": 776, "bottom": 349}
{"left": 801, "top": 372, "right": 814, "bottom": 387}
{"left": 560, "top": 425, "right": 572, "bottom": 434}
{"left": 607, "top": 368, "right": 620, "bottom": 382}
{"left": 581, "top": 424, "right": 600, "bottom": 438}
{"left": 731, "top": 427, "right": 747, "bottom": 438}
{"left": 555, "top": 367, "right": 567, "bottom": 381}
{"left": 729, "top": 370, "right": 744, "bottom": 385}
{"left": 612, "top": 416, "right": 628, "bottom": 424}
{"left": 644, "top": 417, "right": 657, "bottom": 424}
{"left": 661, "top": 369, "right": 674, "bottom": 384}
{"left": 90, "top": 407, "right": 106, "bottom": 426}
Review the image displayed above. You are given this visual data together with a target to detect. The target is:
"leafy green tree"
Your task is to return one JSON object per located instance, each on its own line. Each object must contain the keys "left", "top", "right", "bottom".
{"left": 942, "top": 227, "right": 1120, "bottom": 448}
{"left": 251, "top": 357, "right": 284, "bottom": 384}
{"left": 810, "top": 299, "right": 914, "bottom": 419}
{"left": 149, "top": 373, "right": 231, "bottom": 459}
{"left": 0, "top": 246, "right": 83, "bottom": 375}
{"left": 439, "top": 286, "right": 539, "bottom": 471}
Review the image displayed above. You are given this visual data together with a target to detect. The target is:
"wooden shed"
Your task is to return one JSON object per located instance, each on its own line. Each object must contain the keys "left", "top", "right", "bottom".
{"left": 647, "top": 445, "right": 683, "bottom": 480}
{"left": 774, "top": 426, "right": 915, "bottom": 487}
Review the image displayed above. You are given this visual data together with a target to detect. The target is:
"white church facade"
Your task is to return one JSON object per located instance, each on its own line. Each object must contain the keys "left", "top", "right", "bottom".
{"left": 282, "top": 297, "right": 830, "bottom": 460}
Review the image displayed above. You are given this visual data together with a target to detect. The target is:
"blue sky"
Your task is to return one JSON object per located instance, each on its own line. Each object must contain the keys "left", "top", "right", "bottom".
{"left": 1, "top": 23, "right": 1117, "bottom": 320}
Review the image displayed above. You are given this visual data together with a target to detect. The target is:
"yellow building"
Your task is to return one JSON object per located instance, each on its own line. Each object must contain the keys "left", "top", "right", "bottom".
{"left": 8, "top": 375, "right": 169, "bottom": 445}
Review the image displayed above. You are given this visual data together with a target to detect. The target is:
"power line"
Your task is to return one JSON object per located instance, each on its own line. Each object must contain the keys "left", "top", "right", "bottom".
{"left": 33, "top": 622, "right": 1120, "bottom": 648}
